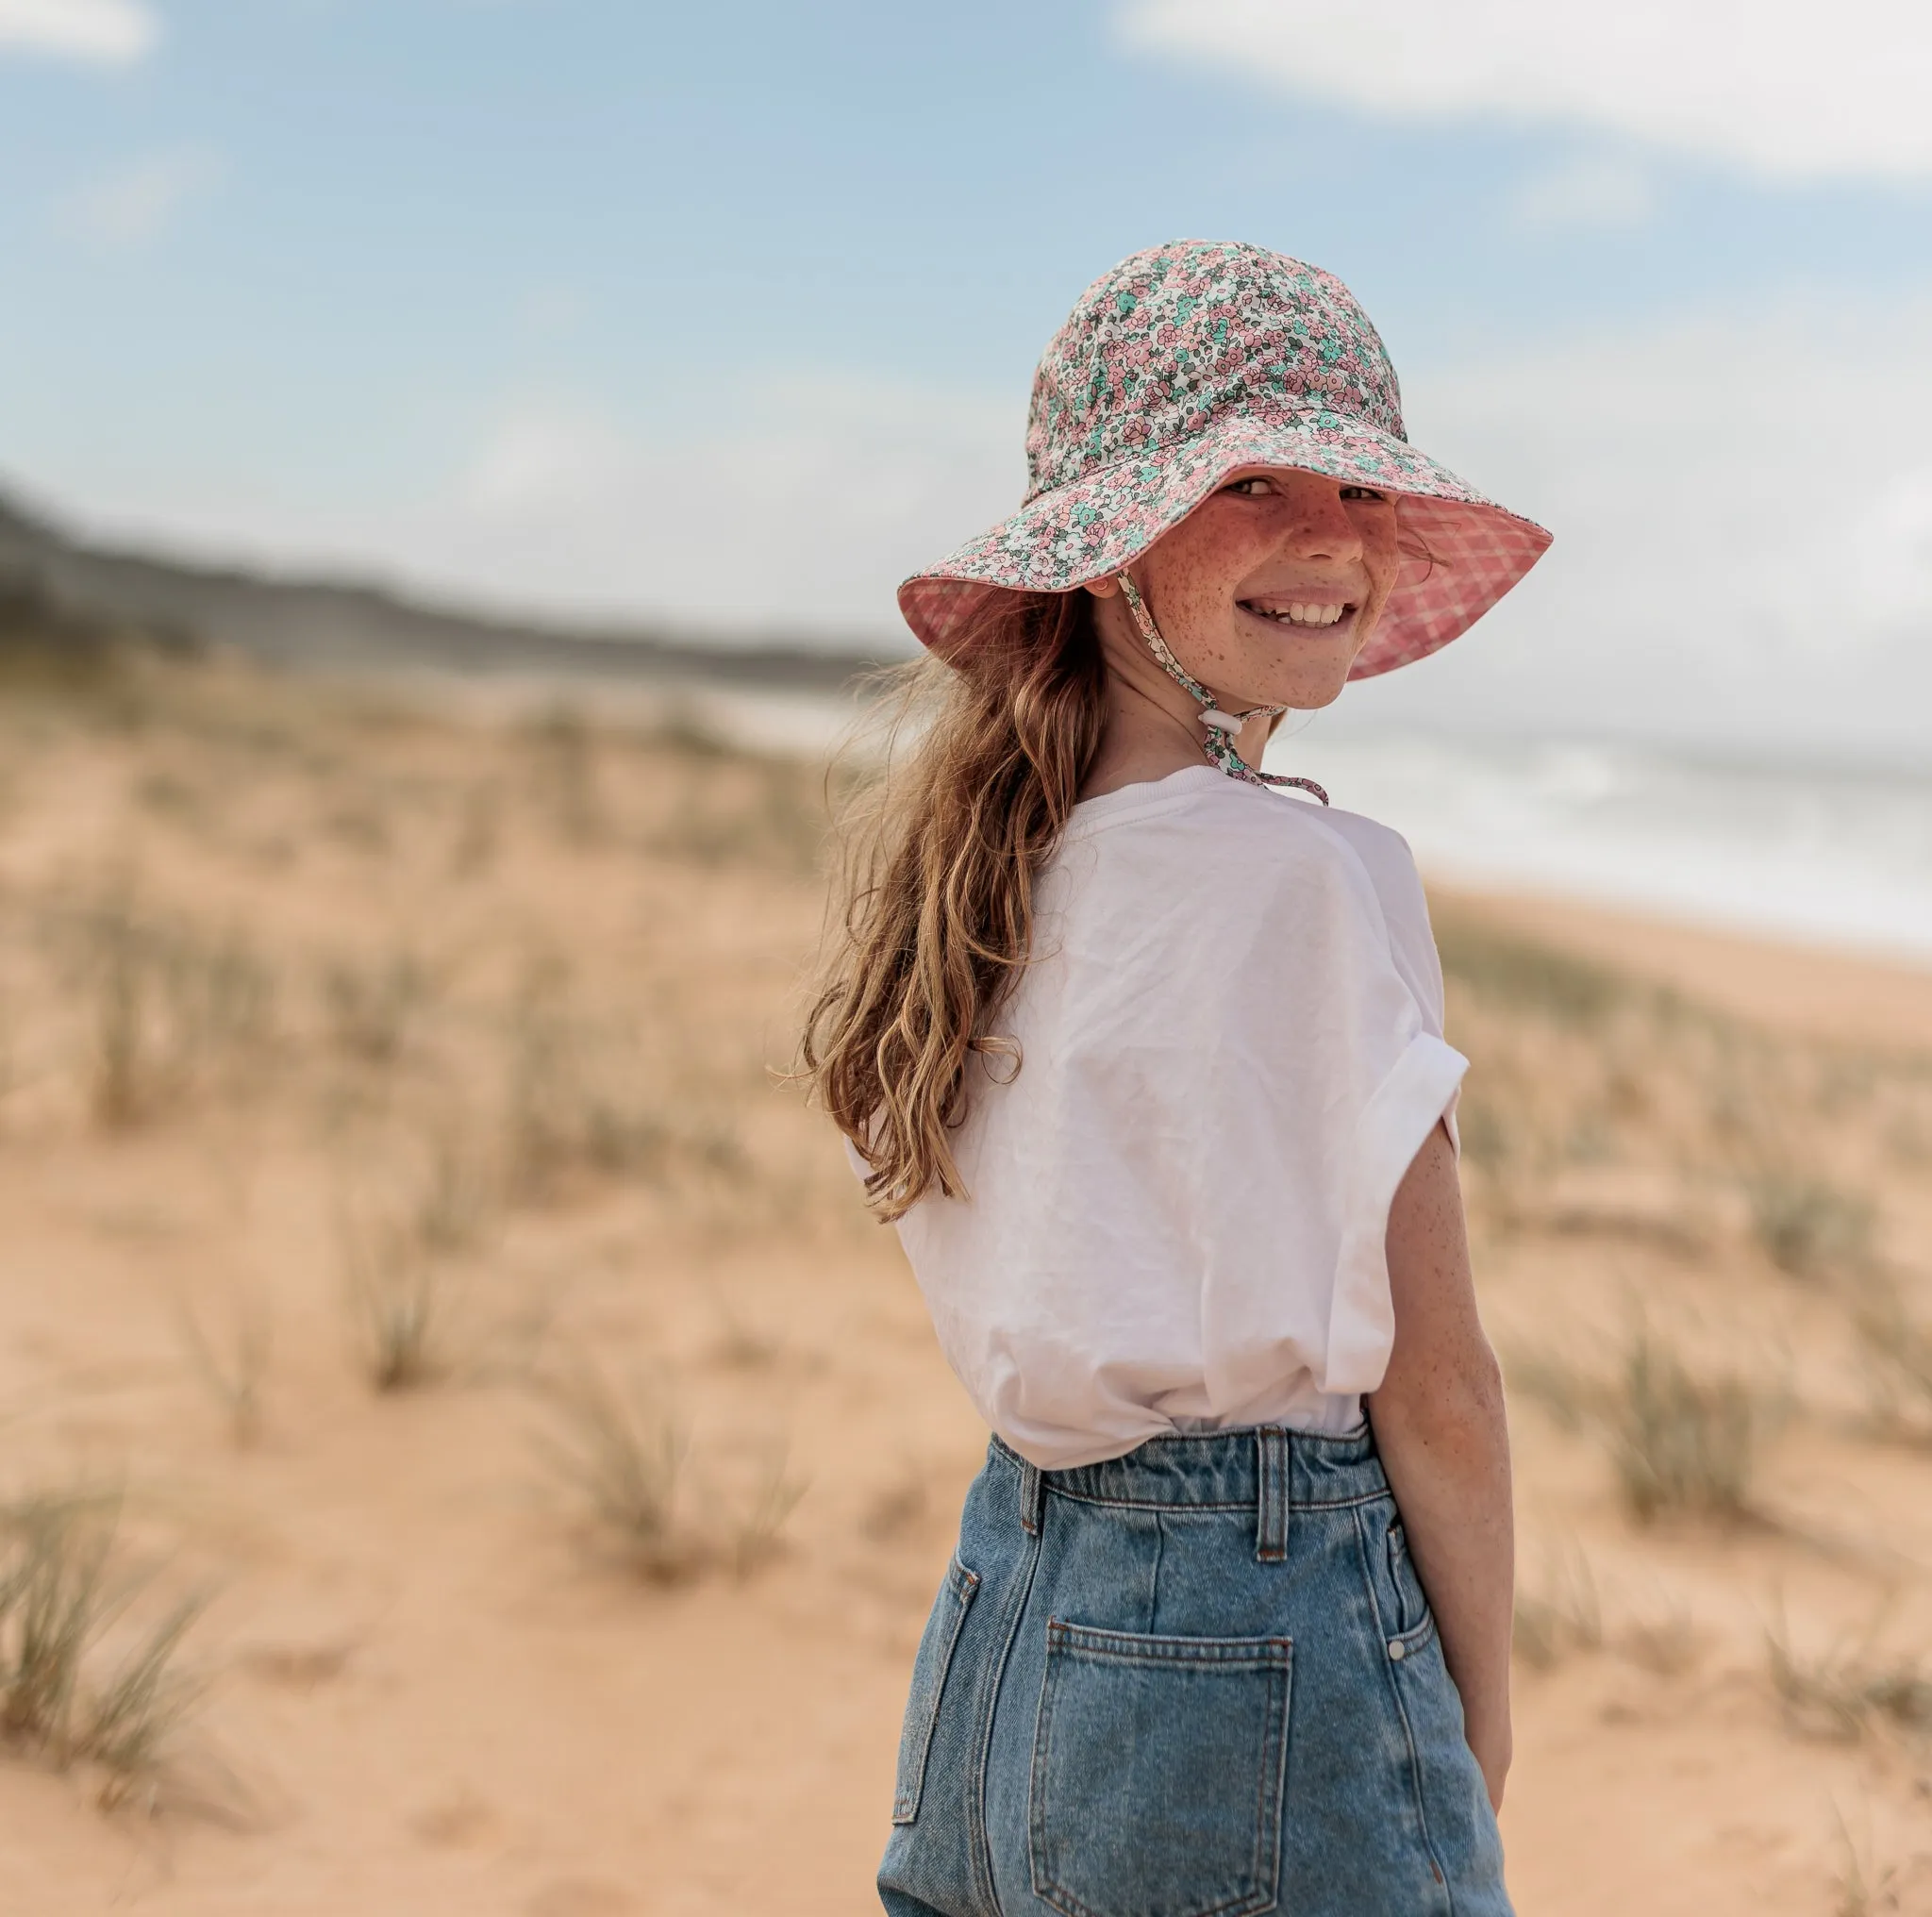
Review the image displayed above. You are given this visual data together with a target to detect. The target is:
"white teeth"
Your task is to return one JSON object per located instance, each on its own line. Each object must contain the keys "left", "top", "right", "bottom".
{"left": 1252, "top": 602, "right": 1346, "bottom": 626}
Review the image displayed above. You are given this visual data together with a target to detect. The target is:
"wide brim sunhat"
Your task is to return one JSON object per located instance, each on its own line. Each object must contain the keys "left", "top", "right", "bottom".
{"left": 899, "top": 240, "right": 1551, "bottom": 680}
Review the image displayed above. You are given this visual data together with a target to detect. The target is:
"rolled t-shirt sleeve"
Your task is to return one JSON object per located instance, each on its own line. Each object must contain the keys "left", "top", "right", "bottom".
{"left": 1326, "top": 1020, "right": 1468, "bottom": 1390}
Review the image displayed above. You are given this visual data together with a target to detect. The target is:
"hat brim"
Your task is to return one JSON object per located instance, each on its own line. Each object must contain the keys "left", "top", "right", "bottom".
{"left": 897, "top": 410, "right": 1551, "bottom": 680}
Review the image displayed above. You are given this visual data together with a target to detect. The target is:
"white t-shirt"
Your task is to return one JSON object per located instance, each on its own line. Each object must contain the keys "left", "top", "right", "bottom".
{"left": 885, "top": 763, "right": 1469, "bottom": 1471}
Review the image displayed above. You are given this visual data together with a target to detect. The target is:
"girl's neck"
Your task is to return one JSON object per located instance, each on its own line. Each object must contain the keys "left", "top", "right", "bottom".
{"left": 1078, "top": 677, "right": 1275, "bottom": 802}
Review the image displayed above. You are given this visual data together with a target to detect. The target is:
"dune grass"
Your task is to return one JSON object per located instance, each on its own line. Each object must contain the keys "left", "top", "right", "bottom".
{"left": 731, "top": 1442, "right": 809, "bottom": 1576}
{"left": 1847, "top": 1270, "right": 1932, "bottom": 1440}
{"left": 1610, "top": 1325, "right": 1770, "bottom": 1524}
{"left": 1507, "top": 1324, "right": 1776, "bottom": 1525}
{"left": 1745, "top": 1173, "right": 1874, "bottom": 1282}
{"left": 531, "top": 1360, "right": 703, "bottom": 1583}
{"left": 338, "top": 1193, "right": 457, "bottom": 1393}
{"left": 532, "top": 1359, "right": 807, "bottom": 1585}
{"left": 320, "top": 944, "right": 441, "bottom": 1066}
{"left": 175, "top": 1287, "right": 274, "bottom": 1449}
{"left": 0, "top": 1491, "right": 208, "bottom": 1808}
{"left": 498, "top": 955, "right": 747, "bottom": 1204}
{"left": 1767, "top": 1608, "right": 1932, "bottom": 1743}
{"left": 47, "top": 869, "right": 278, "bottom": 1129}
{"left": 1512, "top": 1546, "right": 1604, "bottom": 1671}
{"left": 1434, "top": 914, "right": 1636, "bottom": 1030}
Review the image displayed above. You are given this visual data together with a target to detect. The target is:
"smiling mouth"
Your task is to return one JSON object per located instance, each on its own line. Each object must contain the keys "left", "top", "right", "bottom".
{"left": 1239, "top": 599, "right": 1357, "bottom": 629}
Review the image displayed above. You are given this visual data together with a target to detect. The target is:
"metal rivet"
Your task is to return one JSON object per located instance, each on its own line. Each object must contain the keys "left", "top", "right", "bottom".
{"left": 1387, "top": 1639, "right": 1407, "bottom": 1661}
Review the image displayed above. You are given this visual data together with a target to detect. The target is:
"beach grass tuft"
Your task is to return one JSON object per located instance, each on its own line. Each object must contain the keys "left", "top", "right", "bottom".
{"left": 339, "top": 1196, "right": 454, "bottom": 1392}
{"left": 1767, "top": 1609, "right": 1932, "bottom": 1743}
{"left": 532, "top": 1359, "right": 808, "bottom": 1584}
{"left": 66, "top": 871, "right": 276, "bottom": 1127}
{"left": 175, "top": 1288, "right": 274, "bottom": 1448}
{"left": 1434, "top": 917, "right": 1632, "bottom": 1029}
{"left": 1506, "top": 1325, "right": 1774, "bottom": 1525}
{"left": 1746, "top": 1173, "right": 1874, "bottom": 1281}
{"left": 532, "top": 1360, "right": 703, "bottom": 1583}
{"left": 1847, "top": 1270, "right": 1932, "bottom": 1440}
{"left": 321, "top": 945, "right": 440, "bottom": 1067}
{"left": 1609, "top": 1325, "right": 1767, "bottom": 1525}
{"left": 0, "top": 1491, "right": 208, "bottom": 1807}
{"left": 1511, "top": 1545, "right": 1604, "bottom": 1670}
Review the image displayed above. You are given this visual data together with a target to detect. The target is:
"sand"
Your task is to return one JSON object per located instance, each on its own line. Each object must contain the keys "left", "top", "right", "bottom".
{"left": 0, "top": 651, "right": 1928, "bottom": 1913}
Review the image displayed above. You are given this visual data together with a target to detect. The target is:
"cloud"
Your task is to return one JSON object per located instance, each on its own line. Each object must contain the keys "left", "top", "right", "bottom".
{"left": 0, "top": 0, "right": 158, "bottom": 64}
{"left": 61, "top": 146, "right": 220, "bottom": 250}
{"left": 417, "top": 373, "right": 1024, "bottom": 640}
{"left": 460, "top": 399, "right": 631, "bottom": 518}
{"left": 1117, "top": 0, "right": 1932, "bottom": 183}
{"left": 1507, "top": 154, "right": 1656, "bottom": 233}
{"left": 1859, "top": 465, "right": 1932, "bottom": 624}
{"left": 1337, "top": 295, "right": 1932, "bottom": 755}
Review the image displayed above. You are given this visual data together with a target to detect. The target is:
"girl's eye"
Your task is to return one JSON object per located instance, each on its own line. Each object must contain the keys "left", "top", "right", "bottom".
{"left": 1340, "top": 484, "right": 1389, "bottom": 502}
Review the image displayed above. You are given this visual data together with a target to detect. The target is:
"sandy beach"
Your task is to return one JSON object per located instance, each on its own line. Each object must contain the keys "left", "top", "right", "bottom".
{"left": 2, "top": 647, "right": 1929, "bottom": 1915}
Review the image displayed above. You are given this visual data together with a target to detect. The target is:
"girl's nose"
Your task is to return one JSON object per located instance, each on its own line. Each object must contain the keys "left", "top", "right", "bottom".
{"left": 1279, "top": 493, "right": 1364, "bottom": 562}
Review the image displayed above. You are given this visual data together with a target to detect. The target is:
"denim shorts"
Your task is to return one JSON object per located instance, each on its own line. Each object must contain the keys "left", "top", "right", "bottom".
{"left": 879, "top": 1423, "right": 1511, "bottom": 1917}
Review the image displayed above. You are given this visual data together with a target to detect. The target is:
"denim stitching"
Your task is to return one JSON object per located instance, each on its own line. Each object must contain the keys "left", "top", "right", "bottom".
{"left": 988, "top": 1426, "right": 1372, "bottom": 1456}
{"left": 1386, "top": 1524, "right": 1440, "bottom": 1655}
{"left": 893, "top": 1558, "right": 981, "bottom": 1824}
{"left": 1253, "top": 1634, "right": 1291, "bottom": 1917}
{"left": 1351, "top": 1504, "right": 1454, "bottom": 1912}
{"left": 968, "top": 1450, "right": 1043, "bottom": 1917}
{"left": 1043, "top": 1486, "right": 1390, "bottom": 1515}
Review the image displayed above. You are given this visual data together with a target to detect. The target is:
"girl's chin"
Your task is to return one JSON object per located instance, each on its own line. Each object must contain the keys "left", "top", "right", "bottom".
{"left": 1227, "top": 653, "right": 1358, "bottom": 713}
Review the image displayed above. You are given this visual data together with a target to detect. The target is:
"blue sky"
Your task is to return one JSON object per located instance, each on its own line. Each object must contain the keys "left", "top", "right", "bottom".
{"left": 4, "top": 0, "right": 1931, "bottom": 756}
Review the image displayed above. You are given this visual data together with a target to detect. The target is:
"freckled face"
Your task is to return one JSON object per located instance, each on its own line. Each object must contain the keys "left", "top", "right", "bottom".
{"left": 1096, "top": 467, "right": 1403, "bottom": 711}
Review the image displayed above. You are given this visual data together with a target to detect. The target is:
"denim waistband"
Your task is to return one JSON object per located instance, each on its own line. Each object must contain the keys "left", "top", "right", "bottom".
{"left": 989, "top": 1421, "right": 1391, "bottom": 1520}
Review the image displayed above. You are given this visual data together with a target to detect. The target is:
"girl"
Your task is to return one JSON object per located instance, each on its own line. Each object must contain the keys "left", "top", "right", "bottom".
{"left": 804, "top": 240, "right": 1551, "bottom": 1917}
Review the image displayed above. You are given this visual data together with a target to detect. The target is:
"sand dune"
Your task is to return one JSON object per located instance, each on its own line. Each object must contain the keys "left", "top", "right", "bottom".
{"left": 0, "top": 644, "right": 1928, "bottom": 1913}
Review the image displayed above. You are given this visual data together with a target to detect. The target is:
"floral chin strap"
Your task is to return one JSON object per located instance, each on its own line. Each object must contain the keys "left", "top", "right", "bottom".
{"left": 1114, "top": 574, "right": 1329, "bottom": 806}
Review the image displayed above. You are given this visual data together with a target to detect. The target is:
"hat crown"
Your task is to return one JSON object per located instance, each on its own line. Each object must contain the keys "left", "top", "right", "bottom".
{"left": 1024, "top": 240, "right": 1407, "bottom": 504}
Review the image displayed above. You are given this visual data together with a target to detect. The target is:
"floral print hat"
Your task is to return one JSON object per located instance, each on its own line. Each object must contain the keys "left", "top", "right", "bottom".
{"left": 899, "top": 239, "right": 1551, "bottom": 683}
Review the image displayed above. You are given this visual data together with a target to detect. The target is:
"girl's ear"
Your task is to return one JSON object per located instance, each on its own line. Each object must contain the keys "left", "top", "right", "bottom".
{"left": 1081, "top": 575, "right": 1122, "bottom": 599}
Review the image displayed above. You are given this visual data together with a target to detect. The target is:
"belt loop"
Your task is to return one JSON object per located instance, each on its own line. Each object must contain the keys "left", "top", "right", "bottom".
{"left": 1019, "top": 1460, "right": 1043, "bottom": 1537}
{"left": 1256, "top": 1426, "right": 1289, "bottom": 1563}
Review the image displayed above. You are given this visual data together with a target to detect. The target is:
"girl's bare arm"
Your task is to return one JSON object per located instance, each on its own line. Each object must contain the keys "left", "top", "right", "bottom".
{"left": 1366, "top": 1118, "right": 1515, "bottom": 1809}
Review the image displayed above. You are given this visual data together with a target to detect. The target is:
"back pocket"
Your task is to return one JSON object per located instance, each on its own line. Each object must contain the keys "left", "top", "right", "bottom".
{"left": 891, "top": 1554, "right": 979, "bottom": 1825}
{"left": 1028, "top": 1620, "right": 1292, "bottom": 1917}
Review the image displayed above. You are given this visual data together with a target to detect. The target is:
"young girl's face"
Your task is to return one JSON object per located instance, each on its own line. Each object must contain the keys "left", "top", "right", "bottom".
{"left": 1091, "top": 466, "right": 1403, "bottom": 711}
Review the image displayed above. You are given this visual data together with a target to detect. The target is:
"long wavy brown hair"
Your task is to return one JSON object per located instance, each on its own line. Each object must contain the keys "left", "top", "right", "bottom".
{"left": 799, "top": 589, "right": 1107, "bottom": 1221}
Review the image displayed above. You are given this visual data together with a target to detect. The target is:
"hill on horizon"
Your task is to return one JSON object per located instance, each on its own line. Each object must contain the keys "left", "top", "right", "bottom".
{"left": 0, "top": 485, "right": 880, "bottom": 693}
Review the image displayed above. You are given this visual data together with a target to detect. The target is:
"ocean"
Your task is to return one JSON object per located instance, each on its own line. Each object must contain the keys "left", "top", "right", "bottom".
{"left": 682, "top": 684, "right": 1932, "bottom": 969}
{"left": 1260, "top": 726, "right": 1932, "bottom": 966}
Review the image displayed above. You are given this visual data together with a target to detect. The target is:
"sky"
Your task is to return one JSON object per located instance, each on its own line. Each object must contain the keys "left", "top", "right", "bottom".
{"left": 3, "top": 0, "right": 1931, "bottom": 760}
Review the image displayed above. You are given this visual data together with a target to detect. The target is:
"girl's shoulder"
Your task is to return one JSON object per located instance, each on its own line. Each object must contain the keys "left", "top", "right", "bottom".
{"left": 1061, "top": 769, "right": 1446, "bottom": 1023}
{"left": 1290, "top": 798, "right": 1427, "bottom": 918}
{"left": 1068, "top": 766, "right": 1425, "bottom": 925}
